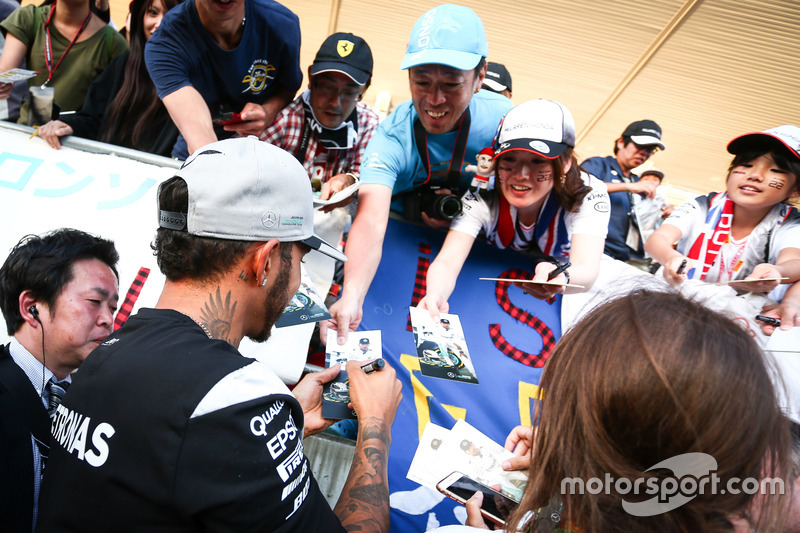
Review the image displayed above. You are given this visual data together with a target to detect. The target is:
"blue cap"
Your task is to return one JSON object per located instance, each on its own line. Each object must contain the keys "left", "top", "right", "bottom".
{"left": 401, "top": 4, "right": 488, "bottom": 71}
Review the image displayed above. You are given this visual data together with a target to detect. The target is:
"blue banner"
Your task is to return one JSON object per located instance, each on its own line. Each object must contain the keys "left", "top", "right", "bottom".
{"left": 359, "top": 218, "right": 563, "bottom": 531}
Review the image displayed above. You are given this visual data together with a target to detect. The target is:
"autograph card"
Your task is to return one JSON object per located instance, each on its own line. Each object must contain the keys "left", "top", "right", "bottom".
{"left": 406, "top": 423, "right": 453, "bottom": 488}
{"left": 0, "top": 68, "right": 39, "bottom": 83}
{"left": 406, "top": 420, "right": 528, "bottom": 503}
{"left": 313, "top": 180, "right": 361, "bottom": 209}
{"left": 443, "top": 420, "right": 527, "bottom": 502}
{"left": 322, "top": 329, "right": 382, "bottom": 419}
{"left": 409, "top": 307, "right": 478, "bottom": 384}
{"left": 275, "top": 267, "right": 331, "bottom": 327}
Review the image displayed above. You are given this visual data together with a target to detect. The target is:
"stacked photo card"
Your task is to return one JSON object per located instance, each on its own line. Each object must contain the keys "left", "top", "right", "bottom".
{"left": 407, "top": 419, "right": 528, "bottom": 503}
{"left": 409, "top": 307, "right": 479, "bottom": 384}
{"left": 321, "top": 330, "right": 382, "bottom": 419}
{"left": 275, "top": 267, "right": 331, "bottom": 328}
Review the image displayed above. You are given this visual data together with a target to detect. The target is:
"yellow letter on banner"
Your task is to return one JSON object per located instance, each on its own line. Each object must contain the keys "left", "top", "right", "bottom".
{"left": 400, "top": 354, "right": 466, "bottom": 439}
{"left": 518, "top": 381, "right": 542, "bottom": 427}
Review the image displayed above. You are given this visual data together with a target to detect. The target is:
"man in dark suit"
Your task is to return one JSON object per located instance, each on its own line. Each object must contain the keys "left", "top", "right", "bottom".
{"left": 0, "top": 228, "right": 118, "bottom": 532}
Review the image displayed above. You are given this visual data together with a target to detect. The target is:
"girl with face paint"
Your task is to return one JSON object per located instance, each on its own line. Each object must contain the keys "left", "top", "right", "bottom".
{"left": 419, "top": 99, "right": 611, "bottom": 316}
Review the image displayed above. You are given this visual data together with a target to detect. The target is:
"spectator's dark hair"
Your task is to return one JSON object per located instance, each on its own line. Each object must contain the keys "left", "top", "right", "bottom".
{"left": 554, "top": 148, "right": 591, "bottom": 212}
{"left": 613, "top": 135, "right": 634, "bottom": 155}
{"left": 100, "top": 0, "right": 181, "bottom": 149}
{"left": 153, "top": 176, "right": 273, "bottom": 282}
{"left": 0, "top": 229, "right": 119, "bottom": 335}
{"left": 727, "top": 144, "right": 800, "bottom": 197}
{"left": 474, "top": 57, "right": 486, "bottom": 79}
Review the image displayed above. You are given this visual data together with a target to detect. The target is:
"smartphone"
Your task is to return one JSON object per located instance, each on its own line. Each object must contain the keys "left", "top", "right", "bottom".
{"left": 212, "top": 111, "right": 247, "bottom": 126}
{"left": 436, "top": 472, "right": 519, "bottom": 526}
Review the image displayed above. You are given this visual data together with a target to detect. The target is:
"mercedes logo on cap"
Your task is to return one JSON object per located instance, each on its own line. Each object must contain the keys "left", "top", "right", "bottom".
{"left": 262, "top": 211, "right": 278, "bottom": 228}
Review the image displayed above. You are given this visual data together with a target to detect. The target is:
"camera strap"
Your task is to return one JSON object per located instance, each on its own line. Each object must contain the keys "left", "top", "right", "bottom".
{"left": 413, "top": 107, "right": 471, "bottom": 192}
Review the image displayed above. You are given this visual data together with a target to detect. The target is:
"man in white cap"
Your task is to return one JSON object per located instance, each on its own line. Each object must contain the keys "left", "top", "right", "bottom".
{"left": 325, "top": 3, "right": 512, "bottom": 345}
{"left": 582, "top": 119, "right": 666, "bottom": 263}
{"left": 36, "top": 138, "right": 403, "bottom": 532}
{"left": 262, "top": 32, "right": 380, "bottom": 208}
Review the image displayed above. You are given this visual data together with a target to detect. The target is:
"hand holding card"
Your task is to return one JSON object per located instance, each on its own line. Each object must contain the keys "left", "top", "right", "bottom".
{"left": 321, "top": 330, "right": 382, "bottom": 419}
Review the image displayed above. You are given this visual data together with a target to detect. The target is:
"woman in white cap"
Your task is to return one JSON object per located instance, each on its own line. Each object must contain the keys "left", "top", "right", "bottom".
{"left": 645, "top": 125, "right": 800, "bottom": 295}
{"left": 420, "top": 99, "right": 610, "bottom": 316}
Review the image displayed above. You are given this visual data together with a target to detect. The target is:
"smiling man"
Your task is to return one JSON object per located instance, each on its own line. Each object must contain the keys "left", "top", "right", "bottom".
{"left": 261, "top": 32, "right": 379, "bottom": 208}
{"left": 0, "top": 229, "right": 119, "bottom": 531}
{"left": 325, "top": 4, "right": 512, "bottom": 344}
{"left": 581, "top": 119, "right": 666, "bottom": 263}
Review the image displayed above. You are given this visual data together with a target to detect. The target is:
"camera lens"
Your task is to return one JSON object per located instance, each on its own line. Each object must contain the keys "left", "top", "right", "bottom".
{"left": 433, "top": 194, "right": 463, "bottom": 220}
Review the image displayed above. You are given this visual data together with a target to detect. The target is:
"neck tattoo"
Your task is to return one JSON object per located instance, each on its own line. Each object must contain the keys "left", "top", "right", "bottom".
{"left": 182, "top": 312, "right": 212, "bottom": 339}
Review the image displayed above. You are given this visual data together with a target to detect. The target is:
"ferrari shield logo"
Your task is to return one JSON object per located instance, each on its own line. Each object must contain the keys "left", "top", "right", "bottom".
{"left": 337, "top": 40, "right": 354, "bottom": 57}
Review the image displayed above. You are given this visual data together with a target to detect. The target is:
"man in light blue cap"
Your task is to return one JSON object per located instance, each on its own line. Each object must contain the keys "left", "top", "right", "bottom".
{"left": 325, "top": 4, "right": 513, "bottom": 344}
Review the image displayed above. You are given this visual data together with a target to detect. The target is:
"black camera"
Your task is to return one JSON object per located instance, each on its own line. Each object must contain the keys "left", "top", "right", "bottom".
{"left": 402, "top": 187, "right": 463, "bottom": 221}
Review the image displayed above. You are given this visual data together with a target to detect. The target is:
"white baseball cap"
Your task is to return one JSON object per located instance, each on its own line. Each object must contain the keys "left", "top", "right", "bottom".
{"left": 494, "top": 99, "right": 576, "bottom": 160}
{"left": 727, "top": 125, "right": 800, "bottom": 161}
{"left": 158, "top": 137, "right": 346, "bottom": 262}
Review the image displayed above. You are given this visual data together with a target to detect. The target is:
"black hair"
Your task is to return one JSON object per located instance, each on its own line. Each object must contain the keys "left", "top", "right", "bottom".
{"left": 100, "top": 0, "right": 181, "bottom": 149}
{"left": 474, "top": 57, "right": 487, "bottom": 78}
{"left": 0, "top": 229, "right": 119, "bottom": 335}
{"left": 613, "top": 135, "right": 633, "bottom": 155}
{"left": 152, "top": 176, "right": 254, "bottom": 282}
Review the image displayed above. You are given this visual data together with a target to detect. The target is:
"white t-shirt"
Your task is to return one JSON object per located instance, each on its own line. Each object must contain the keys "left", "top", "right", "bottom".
{"left": 450, "top": 172, "right": 610, "bottom": 258}
{"left": 663, "top": 194, "right": 800, "bottom": 283}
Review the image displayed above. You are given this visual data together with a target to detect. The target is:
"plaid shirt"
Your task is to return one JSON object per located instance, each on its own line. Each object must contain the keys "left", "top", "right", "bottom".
{"left": 261, "top": 97, "right": 380, "bottom": 182}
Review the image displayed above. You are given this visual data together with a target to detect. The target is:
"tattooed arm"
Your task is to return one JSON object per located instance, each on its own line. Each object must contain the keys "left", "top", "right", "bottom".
{"left": 333, "top": 360, "right": 402, "bottom": 532}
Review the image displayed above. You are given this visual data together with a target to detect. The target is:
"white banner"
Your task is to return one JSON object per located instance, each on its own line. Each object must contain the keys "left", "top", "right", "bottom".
{"left": 0, "top": 124, "right": 335, "bottom": 383}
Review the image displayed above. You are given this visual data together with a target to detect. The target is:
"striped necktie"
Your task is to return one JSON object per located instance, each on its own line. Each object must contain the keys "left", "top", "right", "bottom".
{"left": 46, "top": 378, "right": 69, "bottom": 418}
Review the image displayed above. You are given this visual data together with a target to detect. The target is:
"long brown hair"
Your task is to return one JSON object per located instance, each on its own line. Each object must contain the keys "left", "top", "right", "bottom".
{"left": 507, "top": 289, "right": 792, "bottom": 532}
{"left": 100, "top": 0, "right": 179, "bottom": 149}
{"left": 552, "top": 148, "right": 590, "bottom": 212}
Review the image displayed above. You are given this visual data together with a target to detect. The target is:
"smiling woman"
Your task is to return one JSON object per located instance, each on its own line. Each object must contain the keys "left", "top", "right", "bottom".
{"left": 419, "top": 99, "right": 611, "bottom": 317}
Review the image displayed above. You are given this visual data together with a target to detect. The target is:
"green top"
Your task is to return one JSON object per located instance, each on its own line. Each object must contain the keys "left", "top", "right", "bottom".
{"left": 1, "top": 4, "right": 128, "bottom": 125}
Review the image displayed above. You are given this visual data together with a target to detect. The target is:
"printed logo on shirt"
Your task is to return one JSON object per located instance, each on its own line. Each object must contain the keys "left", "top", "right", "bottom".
{"left": 242, "top": 60, "right": 275, "bottom": 94}
{"left": 286, "top": 475, "right": 311, "bottom": 520}
{"left": 364, "top": 152, "right": 388, "bottom": 170}
{"left": 267, "top": 414, "right": 298, "bottom": 459}
{"left": 51, "top": 404, "right": 115, "bottom": 467}
{"left": 277, "top": 439, "right": 305, "bottom": 481}
{"left": 250, "top": 400, "right": 286, "bottom": 436}
{"left": 281, "top": 460, "right": 309, "bottom": 500}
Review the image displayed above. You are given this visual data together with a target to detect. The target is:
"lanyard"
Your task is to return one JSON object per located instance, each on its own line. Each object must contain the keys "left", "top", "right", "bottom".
{"left": 719, "top": 237, "right": 747, "bottom": 281}
{"left": 413, "top": 107, "right": 471, "bottom": 191}
{"left": 42, "top": 2, "right": 92, "bottom": 87}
